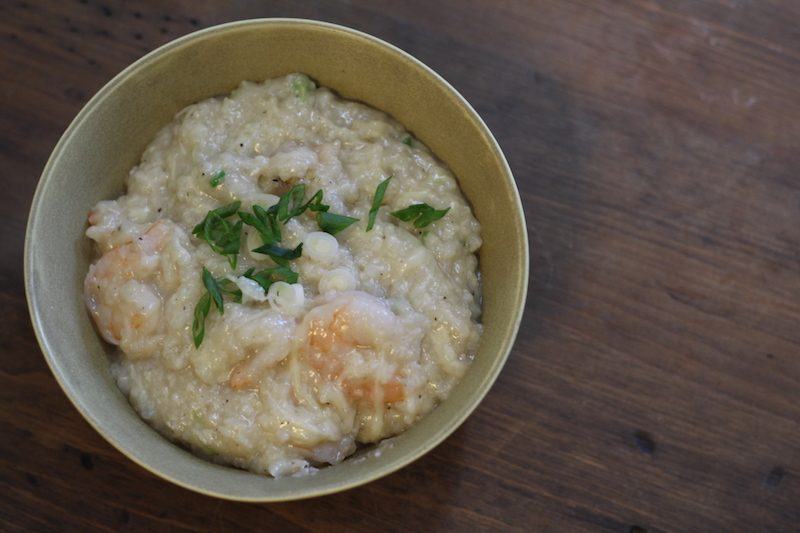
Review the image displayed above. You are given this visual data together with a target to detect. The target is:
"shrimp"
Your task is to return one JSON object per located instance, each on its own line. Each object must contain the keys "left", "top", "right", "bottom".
{"left": 296, "top": 291, "right": 409, "bottom": 405}
{"left": 84, "top": 220, "right": 172, "bottom": 357}
{"left": 189, "top": 305, "right": 294, "bottom": 388}
{"left": 227, "top": 310, "right": 294, "bottom": 390}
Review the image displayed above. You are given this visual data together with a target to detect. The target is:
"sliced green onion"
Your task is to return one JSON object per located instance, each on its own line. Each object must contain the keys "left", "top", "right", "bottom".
{"left": 292, "top": 74, "right": 316, "bottom": 100}
{"left": 391, "top": 203, "right": 450, "bottom": 228}
{"left": 244, "top": 265, "right": 299, "bottom": 292}
{"left": 317, "top": 211, "right": 359, "bottom": 235}
{"left": 192, "top": 202, "right": 243, "bottom": 268}
{"left": 202, "top": 267, "right": 224, "bottom": 313}
{"left": 367, "top": 176, "right": 391, "bottom": 232}
{"left": 252, "top": 242, "right": 303, "bottom": 266}
{"left": 209, "top": 170, "right": 226, "bottom": 187}
{"left": 192, "top": 292, "right": 211, "bottom": 348}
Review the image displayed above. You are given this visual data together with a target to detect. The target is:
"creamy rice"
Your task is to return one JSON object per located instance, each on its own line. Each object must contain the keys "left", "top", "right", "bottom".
{"left": 83, "top": 74, "right": 482, "bottom": 476}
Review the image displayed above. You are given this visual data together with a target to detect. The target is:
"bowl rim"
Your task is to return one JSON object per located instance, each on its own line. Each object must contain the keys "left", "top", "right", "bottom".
{"left": 24, "top": 17, "right": 529, "bottom": 501}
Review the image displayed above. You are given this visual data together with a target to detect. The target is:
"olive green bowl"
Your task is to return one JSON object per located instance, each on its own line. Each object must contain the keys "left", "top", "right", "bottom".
{"left": 24, "top": 19, "right": 528, "bottom": 501}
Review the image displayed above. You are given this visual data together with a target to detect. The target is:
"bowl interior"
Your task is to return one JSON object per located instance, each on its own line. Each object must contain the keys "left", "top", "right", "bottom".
{"left": 25, "top": 19, "right": 528, "bottom": 501}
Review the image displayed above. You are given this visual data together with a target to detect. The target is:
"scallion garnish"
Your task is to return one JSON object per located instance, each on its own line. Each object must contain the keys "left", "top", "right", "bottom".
{"left": 192, "top": 201, "right": 243, "bottom": 268}
{"left": 317, "top": 211, "right": 359, "bottom": 235}
{"left": 391, "top": 203, "right": 450, "bottom": 229}
{"left": 366, "top": 176, "right": 391, "bottom": 231}
{"left": 243, "top": 265, "right": 299, "bottom": 292}
{"left": 304, "top": 189, "right": 329, "bottom": 213}
{"left": 239, "top": 204, "right": 281, "bottom": 245}
{"left": 216, "top": 278, "right": 243, "bottom": 303}
{"left": 251, "top": 242, "right": 303, "bottom": 266}
{"left": 192, "top": 202, "right": 241, "bottom": 233}
{"left": 292, "top": 74, "right": 316, "bottom": 100}
{"left": 209, "top": 170, "right": 226, "bottom": 187}
{"left": 274, "top": 184, "right": 308, "bottom": 221}
{"left": 402, "top": 136, "right": 413, "bottom": 147}
{"left": 202, "top": 267, "right": 224, "bottom": 313}
{"left": 193, "top": 267, "right": 243, "bottom": 348}
{"left": 192, "top": 292, "right": 211, "bottom": 348}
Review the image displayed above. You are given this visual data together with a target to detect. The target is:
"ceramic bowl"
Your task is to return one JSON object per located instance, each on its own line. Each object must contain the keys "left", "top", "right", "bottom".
{"left": 25, "top": 19, "right": 528, "bottom": 501}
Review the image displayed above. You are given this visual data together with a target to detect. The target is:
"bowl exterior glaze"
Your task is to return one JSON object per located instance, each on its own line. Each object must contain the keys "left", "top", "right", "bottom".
{"left": 25, "top": 19, "right": 528, "bottom": 501}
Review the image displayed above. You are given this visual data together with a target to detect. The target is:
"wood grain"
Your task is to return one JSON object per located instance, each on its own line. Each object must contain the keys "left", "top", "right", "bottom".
{"left": 2, "top": 0, "right": 799, "bottom": 530}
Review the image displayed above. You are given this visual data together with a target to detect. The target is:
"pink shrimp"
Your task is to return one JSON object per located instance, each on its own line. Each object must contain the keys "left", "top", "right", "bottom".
{"left": 299, "top": 291, "right": 407, "bottom": 404}
{"left": 84, "top": 220, "right": 171, "bottom": 354}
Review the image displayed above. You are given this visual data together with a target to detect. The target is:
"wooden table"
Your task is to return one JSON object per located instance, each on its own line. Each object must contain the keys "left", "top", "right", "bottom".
{"left": 3, "top": 1, "right": 799, "bottom": 530}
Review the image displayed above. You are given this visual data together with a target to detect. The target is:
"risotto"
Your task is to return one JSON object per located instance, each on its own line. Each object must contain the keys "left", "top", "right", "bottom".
{"left": 83, "top": 74, "right": 482, "bottom": 477}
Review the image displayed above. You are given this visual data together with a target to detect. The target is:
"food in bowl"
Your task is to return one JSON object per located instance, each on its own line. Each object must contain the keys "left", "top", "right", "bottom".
{"left": 83, "top": 73, "right": 482, "bottom": 477}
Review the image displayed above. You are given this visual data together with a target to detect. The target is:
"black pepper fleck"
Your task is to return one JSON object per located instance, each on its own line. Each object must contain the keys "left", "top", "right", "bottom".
{"left": 133, "top": 32, "right": 142, "bottom": 40}
{"left": 100, "top": 5, "right": 112, "bottom": 17}
{"left": 133, "top": 11, "right": 142, "bottom": 19}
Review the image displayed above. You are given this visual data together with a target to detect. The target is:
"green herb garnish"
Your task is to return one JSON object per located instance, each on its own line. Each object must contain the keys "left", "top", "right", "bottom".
{"left": 209, "top": 170, "right": 226, "bottom": 187}
{"left": 192, "top": 201, "right": 243, "bottom": 268}
{"left": 304, "top": 189, "right": 329, "bottom": 213}
{"left": 402, "top": 136, "right": 413, "bottom": 147}
{"left": 366, "top": 176, "right": 391, "bottom": 231}
{"left": 274, "top": 184, "right": 308, "bottom": 221}
{"left": 216, "top": 277, "right": 243, "bottom": 303}
{"left": 243, "top": 265, "right": 299, "bottom": 292}
{"left": 192, "top": 292, "right": 211, "bottom": 348}
{"left": 292, "top": 74, "right": 316, "bottom": 100}
{"left": 203, "top": 267, "right": 224, "bottom": 313}
{"left": 193, "top": 267, "right": 243, "bottom": 348}
{"left": 268, "top": 184, "right": 331, "bottom": 225}
{"left": 251, "top": 242, "right": 303, "bottom": 266}
{"left": 391, "top": 203, "right": 450, "bottom": 229}
{"left": 317, "top": 211, "right": 359, "bottom": 235}
{"left": 239, "top": 204, "right": 281, "bottom": 245}
{"left": 192, "top": 202, "right": 241, "bottom": 233}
